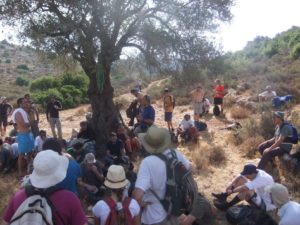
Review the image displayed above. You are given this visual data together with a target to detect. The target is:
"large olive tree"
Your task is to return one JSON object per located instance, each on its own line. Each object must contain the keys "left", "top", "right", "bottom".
{"left": 0, "top": 0, "right": 234, "bottom": 151}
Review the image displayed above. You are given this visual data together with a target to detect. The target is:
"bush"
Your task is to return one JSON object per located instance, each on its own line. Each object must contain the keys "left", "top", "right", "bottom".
{"left": 16, "top": 64, "right": 29, "bottom": 70}
{"left": 32, "top": 88, "right": 63, "bottom": 107}
{"left": 15, "top": 77, "right": 30, "bottom": 86}
{"left": 291, "top": 43, "right": 300, "bottom": 59}
{"left": 241, "top": 136, "right": 265, "bottom": 158}
{"left": 30, "top": 76, "right": 60, "bottom": 92}
{"left": 209, "top": 145, "right": 227, "bottom": 165}
{"left": 230, "top": 106, "right": 251, "bottom": 119}
{"left": 5, "top": 59, "right": 11, "bottom": 63}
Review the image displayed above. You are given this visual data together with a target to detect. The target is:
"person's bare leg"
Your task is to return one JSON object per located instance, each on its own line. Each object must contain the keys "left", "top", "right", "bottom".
{"left": 18, "top": 155, "right": 24, "bottom": 177}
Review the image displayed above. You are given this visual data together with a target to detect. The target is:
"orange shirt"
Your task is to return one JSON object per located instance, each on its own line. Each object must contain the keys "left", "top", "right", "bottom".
{"left": 214, "top": 85, "right": 225, "bottom": 98}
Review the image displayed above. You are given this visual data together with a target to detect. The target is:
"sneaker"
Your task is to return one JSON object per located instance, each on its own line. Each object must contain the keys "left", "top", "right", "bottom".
{"left": 212, "top": 192, "right": 228, "bottom": 202}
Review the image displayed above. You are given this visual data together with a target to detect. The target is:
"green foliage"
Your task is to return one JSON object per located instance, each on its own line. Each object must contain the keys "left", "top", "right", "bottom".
{"left": 30, "top": 73, "right": 88, "bottom": 109}
{"left": 5, "top": 59, "right": 11, "bottom": 63}
{"left": 30, "top": 76, "right": 60, "bottom": 92}
{"left": 16, "top": 64, "right": 29, "bottom": 70}
{"left": 291, "top": 43, "right": 300, "bottom": 59}
{"left": 15, "top": 77, "right": 30, "bottom": 86}
{"left": 263, "top": 41, "right": 279, "bottom": 58}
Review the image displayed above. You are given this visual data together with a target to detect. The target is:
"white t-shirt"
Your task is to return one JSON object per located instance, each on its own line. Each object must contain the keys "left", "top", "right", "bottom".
{"left": 180, "top": 119, "right": 194, "bottom": 131}
{"left": 245, "top": 169, "right": 276, "bottom": 211}
{"left": 92, "top": 198, "right": 140, "bottom": 225}
{"left": 11, "top": 143, "right": 19, "bottom": 158}
{"left": 135, "top": 149, "right": 191, "bottom": 224}
{"left": 278, "top": 201, "right": 300, "bottom": 225}
{"left": 34, "top": 136, "right": 45, "bottom": 152}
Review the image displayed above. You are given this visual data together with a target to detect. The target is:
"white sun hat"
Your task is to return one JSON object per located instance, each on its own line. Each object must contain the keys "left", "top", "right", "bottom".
{"left": 29, "top": 150, "right": 69, "bottom": 189}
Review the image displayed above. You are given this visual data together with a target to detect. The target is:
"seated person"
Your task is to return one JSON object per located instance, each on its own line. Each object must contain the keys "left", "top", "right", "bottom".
{"left": 78, "top": 153, "right": 105, "bottom": 205}
{"left": 116, "top": 125, "right": 141, "bottom": 156}
{"left": 0, "top": 139, "right": 16, "bottom": 173}
{"left": 177, "top": 114, "right": 198, "bottom": 142}
{"left": 34, "top": 130, "right": 47, "bottom": 152}
{"left": 257, "top": 111, "right": 294, "bottom": 170}
{"left": 213, "top": 164, "right": 276, "bottom": 213}
{"left": 67, "top": 141, "right": 86, "bottom": 163}
{"left": 134, "top": 95, "right": 155, "bottom": 134}
{"left": 77, "top": 121, "right": 96, "bottom": 141}
{"left": 118, "top": 156, "right": 137, "bottom": 197}
{"left": 259, "top": 85, "right": 277, "bottom": 102}
{"left": 105, "top": 132, "right": 125, "bottom": 167}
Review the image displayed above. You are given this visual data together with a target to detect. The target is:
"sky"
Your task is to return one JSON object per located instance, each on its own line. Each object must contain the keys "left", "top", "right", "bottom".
{"left": 1, "top": 0, "right": 300, "bottom": 53}
{"left": 217, "top": 0, "right": 300, "bottom": 52}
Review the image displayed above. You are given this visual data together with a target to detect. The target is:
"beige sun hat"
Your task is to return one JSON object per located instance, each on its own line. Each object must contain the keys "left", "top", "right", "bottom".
{"left": 265, "top": 183, "right": 289, "bottom": 208}
{"left": 29, "top": 150, "right": 69, "bottom": 189}
{"left": 138, "top": 126, "right": 172, "bottom": 154}
{"left": 104, "top": 165, "right": 129, "bottom": 189}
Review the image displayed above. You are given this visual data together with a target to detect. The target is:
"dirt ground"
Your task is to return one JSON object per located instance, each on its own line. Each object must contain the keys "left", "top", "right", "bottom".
{"left": 1, "top": 81, "right": 300, "bottom": 224}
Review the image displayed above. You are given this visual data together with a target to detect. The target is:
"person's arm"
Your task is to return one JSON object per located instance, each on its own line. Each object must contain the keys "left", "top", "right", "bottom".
{"left": 46, "top": 103, "right": 50, "bottom": 121}
{"left": 56, "top": 101, "right": 62, "bottom": 110}
{"left": 229, "top": 184, "right": 249, "bottom": 194}
{"left": 33, "top": 106, "right": 39, "bottom": 122}
{"left": 132, "top": 188, "right": 145, "bottom": 206}
{"left": 263, "top": 136, "right": 285, "bottom": 154}
{"left": 91, "top": 165, "right": 104, "bottom": 182}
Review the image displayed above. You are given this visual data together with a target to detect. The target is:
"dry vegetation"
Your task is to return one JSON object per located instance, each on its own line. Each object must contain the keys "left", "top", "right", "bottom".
{"left": 230, "top": 106, "right": 251, "bottom": 119}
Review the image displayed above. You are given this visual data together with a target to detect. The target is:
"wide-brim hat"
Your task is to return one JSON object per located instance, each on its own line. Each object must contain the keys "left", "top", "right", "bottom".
{"left": 138, "top": 127, "right": 172, "bottom": 154}
{"left": 30, "top": 150, "right": 69, "bottom": 189}
{"left": 104, "top": 165, "right": 129, "bottom": 189}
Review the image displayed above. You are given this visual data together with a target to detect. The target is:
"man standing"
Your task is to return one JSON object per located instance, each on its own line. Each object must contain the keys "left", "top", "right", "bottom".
{"left": 46, "top": 96, "right": 62, "bottom": 139}
{"left": 0, "top": 97, "right": 13, "bottom": 137}
{"left": 190, "top": 86, "right": 205, "bottom": 122}
{"left": 257, "top": 111, "right": 294, "bottom": 170}
{"left": 133, "top": 127, "right": 213, "bottom": 225}
{"left": 163, "top": 88, "right": 175, "bottom": 132}
{"left": 213, "top": 164, "right": 275, "bottom": 213}
{"left": 13, "top": 97, "right": 34, "bottom": 177}
{"left": 25, "top": 94, "right": 40, "bottom": 138}
{"left": 213, "top": 79, "right": 225, "bottom": 113}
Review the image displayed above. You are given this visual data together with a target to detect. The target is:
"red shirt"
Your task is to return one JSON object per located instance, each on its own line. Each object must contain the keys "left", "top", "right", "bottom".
{"left": 3, "top": 189, "right": 87, "bottom": 225}
{"left": 214, "top": 85, "right": 225, "bottom": 98}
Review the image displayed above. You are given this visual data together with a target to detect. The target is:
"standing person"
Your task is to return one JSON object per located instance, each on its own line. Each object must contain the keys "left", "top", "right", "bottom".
{"left": 2, "top": 150, "right": 87, "bottom": 225}
{"left": 163, "top": 88, "right": 175, "bottom": 132}
{"left": 257, "top": 111, "right": 294, "bottom": 170}
{"left": 12, "top": 97, "right": 34, "bottom": 177}
{"left": 133, "top": 127, "right": 214, "bottom": 225}
{"left": 24, "top": 94, "right": 40, "bottom": 138}
{"left": 190, "top": 85, "right": 205, "bottom": 122}
{"left": 214, "top": 79, "right": 225, "bottom": 113}
{"left": 138, "top": 79, "right": 143, "bottom": 91}
{"left": 267, "top": 183, "right": 300, "bottom": 225}
{"left": 0, "top": 97, "right": 13, "bottom": 137}
{"left": 92, "top": 165, "right": 140, "bottom": 225}
{"left": 46, "top": 95, "right": 62, "bottom": 139}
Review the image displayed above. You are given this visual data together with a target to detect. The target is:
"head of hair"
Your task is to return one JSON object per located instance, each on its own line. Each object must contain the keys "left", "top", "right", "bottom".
{"left": 39, "top": 130, "right": 46, "bottom": 135}
{"left": 17, "top": 97, "right": 24, "bottom": 106}
{"left": 42, "top": 138, "right": 62, "bottom": 155}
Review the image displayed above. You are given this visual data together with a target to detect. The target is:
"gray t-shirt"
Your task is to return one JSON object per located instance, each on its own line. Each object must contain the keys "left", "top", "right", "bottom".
{"left": 275, "top": 123, "right": 293, "bottom": 150}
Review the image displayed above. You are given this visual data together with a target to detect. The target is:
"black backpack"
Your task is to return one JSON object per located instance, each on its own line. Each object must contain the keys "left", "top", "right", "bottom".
{"left": 213, "top": 105, "right": 220, "bottom": 116}
{"left": 226, "top": 205, "right": 277, "bottom": 225}
{"left": 151, "top": 150, "right": 198, "bottom": 216}
{"left": 126, "top": 101, "right": 138, "bottom": 119}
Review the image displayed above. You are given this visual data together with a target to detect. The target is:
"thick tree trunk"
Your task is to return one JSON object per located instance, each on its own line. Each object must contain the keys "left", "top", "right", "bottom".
{"left": 87, "top": 62, "right": 119, "bottom": 155}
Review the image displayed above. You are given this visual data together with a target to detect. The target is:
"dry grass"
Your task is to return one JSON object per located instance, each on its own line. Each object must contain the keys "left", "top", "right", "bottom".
{"left": 74, "top": 108, "right": 86, "bottom": 116}
{"left": 226, "top": 132, "right": 243, "bottom": 146}
{"left": 190, "top": 142, "right": 226, "bottom": 170}
{"left": 223, "top": 96, "right": 236, "bottom": 109}
{"left": 240, "top": 136, "right": 265, "bottom": 158}
{"left": 230, "top": 106, "right": 251, "bottom": 119}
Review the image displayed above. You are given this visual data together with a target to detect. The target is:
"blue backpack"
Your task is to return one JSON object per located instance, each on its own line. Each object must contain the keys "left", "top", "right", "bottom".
{"left": 281, "top": 123, "right": 299, "bottom": 144}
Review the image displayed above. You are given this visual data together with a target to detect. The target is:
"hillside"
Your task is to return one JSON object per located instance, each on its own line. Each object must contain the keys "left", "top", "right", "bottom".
{"left": 0, "top": 40, "right": 59, "bottom": 99}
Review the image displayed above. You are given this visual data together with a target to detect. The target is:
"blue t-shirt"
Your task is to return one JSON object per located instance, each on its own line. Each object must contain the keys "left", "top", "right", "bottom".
{"left": 142, "top": 105, "right": 155, "bottom": 122}
{"left": 56, "top": 159, "right": 81, "bottom": 196}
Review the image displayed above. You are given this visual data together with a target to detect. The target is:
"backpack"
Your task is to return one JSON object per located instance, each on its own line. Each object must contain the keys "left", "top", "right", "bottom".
{"left": 213, "top": 105, "right": 220, "bottom": 116}
{"left": 10, "top": 185, "right": 64, "bottom": 225}
{"left": 152, "top": 149, "right": 198, "bottom": 216}
{"left": 104, "top": 197, "right": 135, "bottom": 225}
{"left": 226, "top": 205, "right": 277, "bottom": 225}
{"left": 281, "top": 122, "right": 299, "bottom": 144}
{"left": 194, "top": 121, "right": 207, "bottom": 131}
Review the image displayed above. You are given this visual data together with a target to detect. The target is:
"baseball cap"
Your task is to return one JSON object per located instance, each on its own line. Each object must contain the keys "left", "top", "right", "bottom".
{"left": 240, "top": 164, "right": 257, "bottom": 176}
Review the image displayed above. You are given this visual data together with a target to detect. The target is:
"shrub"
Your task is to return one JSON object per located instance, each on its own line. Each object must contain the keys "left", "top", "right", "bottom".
{"left": 30, "top": 76, "right": 60, "bottom": 92}
{"left": 291, "top": 43, "right": 300, "bottom": 59}
{"left": 224, "top": 96, "right": 236, "bottom": 109}
{"left": 5, "top": 59, "right": 11, "bottom": 63}
{"left": 16, "top": 64, "right": 29, "bottom": 70}
{"left": 241, "top": 136, "right": 265, "bottom": 158}
{"left": 32, "top": 88, "right": 63, "bottom": 107}
{"left": 230, "top": 106, "right": 251, "bottom": 119}
{"left": 15, "top": 77, "right": 30, "bottom": 86}
{"left": 259, "top": 112, "right": 275, "bottom": 139}
{"left": 209, "top": 145, "right": 227, "bottom": 166}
